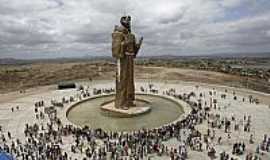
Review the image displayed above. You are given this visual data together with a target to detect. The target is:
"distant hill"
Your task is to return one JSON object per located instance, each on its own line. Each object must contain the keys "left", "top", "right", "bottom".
{"left": 0, "top": 58, "right": 31, "bottom": 65}
{"left": 0, "top": 57, "right": 114, "bottom": 65}
{"left": 0, "top": 52, "right": 269, "bottom": 64}
{"left": 207, "top": 52, "right": 270, "bottom": 58}
{"left": 137, "top": 52, "right": 270, "bottom": 60}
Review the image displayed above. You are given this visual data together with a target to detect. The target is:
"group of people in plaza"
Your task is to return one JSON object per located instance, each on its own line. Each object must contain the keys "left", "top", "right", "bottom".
{"left": 0, "top": 84, "right": 269, "bottom": 160}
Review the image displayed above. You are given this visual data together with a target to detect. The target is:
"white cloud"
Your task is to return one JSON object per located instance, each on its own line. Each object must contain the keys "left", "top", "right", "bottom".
{"left": 221, "top": 0, "right": 246, "bottom": 8}
{"left": 0, "top": 0, "right": 269, "bottom": 59}
{"left": 267, "top": 30, "right": 270, "bottom": 37}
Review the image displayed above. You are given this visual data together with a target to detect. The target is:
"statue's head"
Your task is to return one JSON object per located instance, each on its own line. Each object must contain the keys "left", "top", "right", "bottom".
{"left": 120, "top": 16, "right": 131, "bottom": 31}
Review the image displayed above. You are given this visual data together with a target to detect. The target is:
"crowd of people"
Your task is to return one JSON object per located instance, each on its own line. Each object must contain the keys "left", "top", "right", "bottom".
{"left": 0, "top": 84, "right": 269, "bottom": 160}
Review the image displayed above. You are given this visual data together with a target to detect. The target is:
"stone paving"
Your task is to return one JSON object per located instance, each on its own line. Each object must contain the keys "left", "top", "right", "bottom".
{"left": 0, "top": 80, "right": 270, "bottom": 159}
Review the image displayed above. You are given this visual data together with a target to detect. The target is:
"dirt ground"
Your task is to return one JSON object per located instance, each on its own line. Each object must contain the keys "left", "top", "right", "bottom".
{"left": 0, "top": 61, "right": 269, "bottom": 95}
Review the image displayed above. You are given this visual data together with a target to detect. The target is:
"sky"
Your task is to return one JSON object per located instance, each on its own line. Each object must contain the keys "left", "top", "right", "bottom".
{"left": 0, "top": 0, "right": 270, "bottom": 59}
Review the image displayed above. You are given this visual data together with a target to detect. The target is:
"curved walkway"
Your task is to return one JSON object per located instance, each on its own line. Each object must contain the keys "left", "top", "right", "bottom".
{"left": 0, "top": 80, "right": 269, "bottom": 159}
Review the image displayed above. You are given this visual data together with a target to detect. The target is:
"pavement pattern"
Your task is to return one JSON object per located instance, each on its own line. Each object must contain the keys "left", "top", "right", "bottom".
{"left": 0, "top": 80, "right": 270, "bottom": 160}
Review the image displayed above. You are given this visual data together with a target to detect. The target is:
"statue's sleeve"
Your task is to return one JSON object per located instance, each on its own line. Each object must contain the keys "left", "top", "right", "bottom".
{"left": 125, "top": 33, "right": 137, "bottom": 56}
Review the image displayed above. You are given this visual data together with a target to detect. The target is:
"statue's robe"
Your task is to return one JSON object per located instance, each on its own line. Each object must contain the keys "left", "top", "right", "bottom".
{"left": 112, "top": 26, "right": 138, "bottom": 108}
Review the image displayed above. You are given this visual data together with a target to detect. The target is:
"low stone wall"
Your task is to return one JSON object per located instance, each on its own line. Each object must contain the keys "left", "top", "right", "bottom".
{"left": 60, "top": 92, "right": 192, "bottom": 132}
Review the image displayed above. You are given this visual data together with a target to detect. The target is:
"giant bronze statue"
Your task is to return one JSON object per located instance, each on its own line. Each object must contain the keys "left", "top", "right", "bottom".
{"left": 112, "top": 16, "right": 143, "bottom": 109}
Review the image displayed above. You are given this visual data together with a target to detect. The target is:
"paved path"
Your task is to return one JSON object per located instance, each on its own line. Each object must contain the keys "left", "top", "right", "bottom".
{"left": 0, "top": 80, "right": 270, "bottom": 159}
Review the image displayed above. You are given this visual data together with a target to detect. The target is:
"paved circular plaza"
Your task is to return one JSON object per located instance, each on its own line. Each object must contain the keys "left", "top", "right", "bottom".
{"left": 0, "top": 80, "right": 270, "bottom": 160}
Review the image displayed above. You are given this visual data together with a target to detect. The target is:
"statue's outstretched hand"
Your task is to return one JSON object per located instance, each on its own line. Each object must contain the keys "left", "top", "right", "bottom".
{"left": 139, "top": 37, "right": 143, "bottom": 45}
{"left": 134, "top": 37, "right": 143, "bottom": 57}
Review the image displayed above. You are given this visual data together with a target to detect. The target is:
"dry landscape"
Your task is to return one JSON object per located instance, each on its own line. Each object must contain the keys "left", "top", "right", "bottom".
{"left": 0, "top": 60, "right": 269, "bottom": 94}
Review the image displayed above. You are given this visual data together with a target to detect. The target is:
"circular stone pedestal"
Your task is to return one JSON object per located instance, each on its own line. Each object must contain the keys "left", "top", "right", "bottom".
{"left": 100, "top": 99, "right": 151, "bottom": 117}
